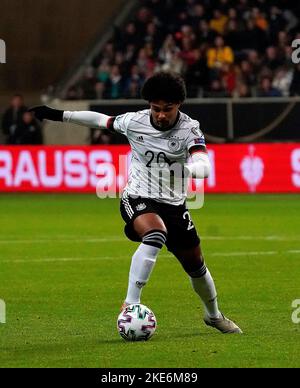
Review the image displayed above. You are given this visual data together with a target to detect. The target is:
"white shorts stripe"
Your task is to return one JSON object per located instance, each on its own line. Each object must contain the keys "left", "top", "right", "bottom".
{"left": 122, "top": 193, "right": 134, "bottom": 219}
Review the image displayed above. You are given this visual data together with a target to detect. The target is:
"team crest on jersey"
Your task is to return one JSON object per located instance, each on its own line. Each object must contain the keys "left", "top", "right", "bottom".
{"left": 168, "top": 138, "right": 181, "bottom": 152}
{"left": 136, "top": 203, "right": 147, "bottom": 212}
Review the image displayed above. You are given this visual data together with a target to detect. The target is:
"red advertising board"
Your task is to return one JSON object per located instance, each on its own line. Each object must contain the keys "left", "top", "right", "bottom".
{"left": 0, "top": 144, "right": 300, "bottom": 193}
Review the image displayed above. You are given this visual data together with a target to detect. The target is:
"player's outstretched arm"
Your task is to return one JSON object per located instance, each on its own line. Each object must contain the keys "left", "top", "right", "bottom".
{"left": 28, "top": 105, "right": 113, "bottom": 129}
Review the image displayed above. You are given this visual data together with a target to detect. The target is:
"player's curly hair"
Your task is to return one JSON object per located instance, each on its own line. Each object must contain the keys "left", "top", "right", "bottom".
{"left": 141, "top": 72, "right": 187, "bottom": 103}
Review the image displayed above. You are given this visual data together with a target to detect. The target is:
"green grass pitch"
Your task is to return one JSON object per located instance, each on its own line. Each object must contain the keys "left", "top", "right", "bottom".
{"left": 0, "top": 193, "right": 299, "bottom": 368}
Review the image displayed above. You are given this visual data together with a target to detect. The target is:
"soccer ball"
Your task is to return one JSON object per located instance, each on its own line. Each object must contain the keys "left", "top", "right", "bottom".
{"left": 117, "top": 304, "right": 157, "bottom": 341}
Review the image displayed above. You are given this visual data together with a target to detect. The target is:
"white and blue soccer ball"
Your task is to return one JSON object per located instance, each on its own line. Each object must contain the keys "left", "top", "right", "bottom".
{"left": 117, "top": 304, "right": 157, "bottom": 341}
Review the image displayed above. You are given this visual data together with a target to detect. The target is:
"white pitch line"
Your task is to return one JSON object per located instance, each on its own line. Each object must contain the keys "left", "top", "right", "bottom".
{"left": 202, "top": 236, "right": 300, "bottom": 242}
{"left": 0, "top": 237, "right": 126, "bottom": 244}
{"left": 0, "top": 254, "right": 172, "bottom": 264}
{"left": 0, "top": 257, "right": 125, "bottom": 264}
{"left": 211, "top": 251, "right": 279, "bottom": 257}
{"left": 0, "top": 235, "right": 299, "bottom": 244}
{"left": 0, "top": 250, "right": 299, "bottom": 264}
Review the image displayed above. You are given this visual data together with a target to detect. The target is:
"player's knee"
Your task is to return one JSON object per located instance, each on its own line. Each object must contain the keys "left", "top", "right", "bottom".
{"left": 174, "top": 245, "right": 205, "bottom": 274}
{"left": 180, "top": 258, "right": 206, "bottom": 276}
{"left": 142, "top": 229, "right": 167, "bottom": 249}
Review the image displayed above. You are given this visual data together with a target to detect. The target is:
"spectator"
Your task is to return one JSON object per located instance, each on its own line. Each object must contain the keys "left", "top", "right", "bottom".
{"left": 122, "top": 23, "right": 140, "bottom": 47}
{"left": 233, "top": 81, "right": 252, "bottom": 98}
{"left": 185, "top": 47, "right": 209, "bottom": 97}
{"left": 15, "top": 111, "right": 43, "bottom": 145}
{"left": 105, "top": 65, "right": 124, "bottom": 99}
{"left": 227, "top": 8, "right": 238, "bottom": 22}
{"left": 247, "top": 50, "right": 263, "bottom": 75}
{"left": 159, "top": 51, "right": 185, "bottom": 74}
{"left": 95, "top": 82, "right": 105, "bottom": 100}
{"left": 272, "top": 66, "right": 293, "bottom": 96}
{"left": 277, "top": 31, "right": 290, "bottom": 51}
{"left": 136, "top": 48, "right": 155, "bottom": 78}
{"left": 158, "top": 34, "right": 181, "bottom": 66}
{"left": 144, "top": 22, "right": 162, "bottom": 53}
{"left": 207, "top": 36, "right": 234, "bottom": 71}
{"left": 209, "top": 9, "right": 228, "bottom": 35}
{"left": 221, "top": 63, "right": 237, "bottom": 95}
{"left": 225, "top": 19, "right": 244, "bottom": 54}
{"left": 196, "top": 20, "right": 217, "bottom": 45}
{"left": 97, "top": 61, "right": 111, "bottom": 84}
{"left": 93, "top": 42, "right": 115, "bottom": 68}
{"left": 135, "top": 7, "right": 153, "bottom": 36}
{"left": 240, "top": 60, "right": 257, "bottom": 88}
{"left": 189, "top": 3, "right": 206, "bottom": 28}
{"left": 125, "top": 79, "right": 142, "bottom": 99}
{"left": 204, "top": 78, "right": 230, "bottom": 98}
{"left": 257, "top": 76, "right": 282, "bottom": 97}
{"left": 179, "top": 36, "right": 198, "bottom": 67}
{"left": 79, "top": 67, "right": 97, "bottom": 99}
{"left": 263, "top": 46, "right": 285, "bottom": 71}
{"left": 1, "top": 94, "right": 27, "bottom": 145}
{"left": 124, "top": 65, "right": 145, "bottom": 97}
{"left": 124, "top": 44, "right": 136, "bottom": 65}
{"left": 242, "top": 19, "right": 268, "bottom": 53}
{"left": 252, "top": 7, "right": 269, "bottom": 31}
{"left": 269, "top": 7, "right": 287, "bottom": 43}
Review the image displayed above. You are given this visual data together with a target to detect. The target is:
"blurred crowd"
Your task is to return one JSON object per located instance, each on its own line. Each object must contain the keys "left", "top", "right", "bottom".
{"left": 66, "top": 0, "right": 300, "bottom": 100}
{"left": 1, "top": 95, "right": 43, "bottom": 145}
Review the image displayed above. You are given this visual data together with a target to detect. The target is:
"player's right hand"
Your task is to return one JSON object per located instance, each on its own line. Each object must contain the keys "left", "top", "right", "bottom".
{"left": 28, "top": 105, "right": 64, "bottom": 122}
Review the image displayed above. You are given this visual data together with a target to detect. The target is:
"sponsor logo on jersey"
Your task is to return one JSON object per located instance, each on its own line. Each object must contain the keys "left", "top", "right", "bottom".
{"left": 168, "top": 138, "right": 181, "bottom": 152}
{"left": 136, "top": 136, "right": 144, "bottom": 144}
{"left": 136, "top": 203, "right": 147, "bottom": 212}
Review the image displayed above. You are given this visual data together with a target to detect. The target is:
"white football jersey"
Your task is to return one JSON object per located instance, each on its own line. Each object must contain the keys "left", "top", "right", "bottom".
{"left": 113, "top": 109, "right": 206, "bottom": 205}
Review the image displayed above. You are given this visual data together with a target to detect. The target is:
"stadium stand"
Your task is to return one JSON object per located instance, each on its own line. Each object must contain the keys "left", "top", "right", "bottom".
{"left": 66, "top": 0, "right": 300, "bottom": 100}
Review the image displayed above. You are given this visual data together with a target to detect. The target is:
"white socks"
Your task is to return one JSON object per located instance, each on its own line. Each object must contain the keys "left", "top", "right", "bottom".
{"left": 124, "top": 237, "right": 221, "bottom": 321}
{"left": 190, "top": 266, "right": 221, "bottom": 319}
{"left": 125, "top": 243, "right": 161, "bottom": 304}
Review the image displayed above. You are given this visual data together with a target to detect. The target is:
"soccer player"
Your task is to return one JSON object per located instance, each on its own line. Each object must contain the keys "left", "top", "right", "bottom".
{"left": 29, "top": 72, "right": 242, "bottom": 334}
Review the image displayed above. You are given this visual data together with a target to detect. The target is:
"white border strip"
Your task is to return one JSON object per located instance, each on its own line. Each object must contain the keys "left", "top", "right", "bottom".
{"left": 0, "top": 250, "right": 299, "bottom": 264}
